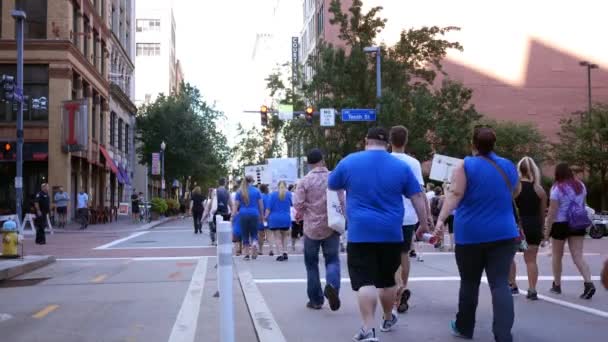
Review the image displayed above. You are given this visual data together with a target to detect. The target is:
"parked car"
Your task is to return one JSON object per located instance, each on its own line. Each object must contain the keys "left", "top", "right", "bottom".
{"left": 589, "top": 211, "right": 608, "bottom": 239}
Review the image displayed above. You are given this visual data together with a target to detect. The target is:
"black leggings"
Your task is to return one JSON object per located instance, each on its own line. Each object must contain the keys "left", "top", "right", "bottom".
{"left": 192, "top": 210, "right": 203, "bottom": 232}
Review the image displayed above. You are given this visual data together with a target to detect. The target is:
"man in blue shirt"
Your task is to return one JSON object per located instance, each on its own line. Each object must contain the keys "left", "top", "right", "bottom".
{"left": 328, "top": 127, "right": 430, "bottom": 342}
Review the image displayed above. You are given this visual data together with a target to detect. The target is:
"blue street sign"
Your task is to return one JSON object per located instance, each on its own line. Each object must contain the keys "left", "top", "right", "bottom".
{"left": 341, "top": 108, "right": 377, "bottom": 122}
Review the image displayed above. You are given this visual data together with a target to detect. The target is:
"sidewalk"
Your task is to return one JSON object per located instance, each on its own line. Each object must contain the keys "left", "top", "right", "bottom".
{"left": 0, "top": 255, "right": 55, "bottom": 281}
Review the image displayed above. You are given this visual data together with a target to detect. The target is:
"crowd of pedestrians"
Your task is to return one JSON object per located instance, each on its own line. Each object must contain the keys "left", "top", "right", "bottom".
{"left": 186, "top": 123, "right": 603, "bottom": 342}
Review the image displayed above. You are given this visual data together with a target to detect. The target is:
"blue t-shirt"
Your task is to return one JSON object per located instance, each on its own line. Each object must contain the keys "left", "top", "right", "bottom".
{"left": 267, "top": 191, "right": 292, "bottom": 228}
{"left": 454, "top": 152, "right": 519, "bottom": 244}
{"left": 328, "top": 150, "right": 423, "bottom": 243}
{"left": 235, "top": 186, "right": 262, "bottom": 217}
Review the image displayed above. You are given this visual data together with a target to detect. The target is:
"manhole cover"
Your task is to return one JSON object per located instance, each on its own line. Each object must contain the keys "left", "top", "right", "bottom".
{"left": 0, "top": 277, "right": 51, "bottom": 288}
{"left": 134, "top": 240, "right": 156, "bottom": 244}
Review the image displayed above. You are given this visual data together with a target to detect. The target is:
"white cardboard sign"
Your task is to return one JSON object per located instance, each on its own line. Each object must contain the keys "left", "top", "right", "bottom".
{"left": 429, "top": 154, "right": 463, "bottom": 183}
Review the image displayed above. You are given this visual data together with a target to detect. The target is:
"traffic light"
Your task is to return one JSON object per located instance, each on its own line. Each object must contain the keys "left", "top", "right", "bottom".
{"left": 260, "top": 105, "right": 269, "bottom": 126}
{"left": 1, "top": 142, "right": 14, "bottom": 160}
{"left": 1, "top": 75, "right": 15, "bottom": 101}
{"left": 305, "top": 106, "right": 314, "bottom": 125}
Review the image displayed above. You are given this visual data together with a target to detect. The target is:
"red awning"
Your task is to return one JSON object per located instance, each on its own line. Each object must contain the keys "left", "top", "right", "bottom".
{"left": 99, "top": 145, "right": 119, "bottom": 175}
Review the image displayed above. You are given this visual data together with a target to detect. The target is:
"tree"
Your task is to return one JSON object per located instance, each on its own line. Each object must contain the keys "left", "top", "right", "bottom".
{"left": 554, "top": 104, "right": 608, "bottom": 210}
{"left": 265, "top": 0, "right": 479, "bottom": 167}
{"left": 136, "top": 83, "right": 229, "bottom": 192}
{"left": 484, "top": 119, "right": 547, "bottom": 164}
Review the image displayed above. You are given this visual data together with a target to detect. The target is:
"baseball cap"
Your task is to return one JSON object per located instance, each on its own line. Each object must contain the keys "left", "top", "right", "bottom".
{"left": 366, "top": 127, "right": 389, "bottom": 142}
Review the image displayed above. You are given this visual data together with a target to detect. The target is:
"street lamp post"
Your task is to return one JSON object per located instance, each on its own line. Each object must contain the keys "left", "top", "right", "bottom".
{"left": 364, "top": 46, "right": 382, "bottom": 117}
{"left": 579, "top": 61, "right": 599, "bottom": 123}
{"left": 11, "top": 10, "right": 26, "bottom": 225}
{"left": 160, "top": 141, "right": 166, "bottom": 198}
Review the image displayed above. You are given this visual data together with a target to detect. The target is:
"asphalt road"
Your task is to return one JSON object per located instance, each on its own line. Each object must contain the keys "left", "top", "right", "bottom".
{"left": 1, "top": 218, "right": 607, "bottom": 342}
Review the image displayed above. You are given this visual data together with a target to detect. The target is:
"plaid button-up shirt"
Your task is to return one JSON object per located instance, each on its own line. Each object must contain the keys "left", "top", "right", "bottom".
{"left": 294, "top": 166, "right": 343, "bottom": 240}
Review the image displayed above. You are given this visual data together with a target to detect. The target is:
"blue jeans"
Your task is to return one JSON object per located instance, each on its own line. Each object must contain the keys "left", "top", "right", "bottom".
{"left": 455, "top": 239, "right": 516, "bottom": 342}
{"left": 304, "top": 233, "right": 341, "bottom": 305}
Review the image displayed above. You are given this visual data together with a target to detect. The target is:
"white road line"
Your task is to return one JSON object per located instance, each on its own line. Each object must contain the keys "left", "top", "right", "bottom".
{"left": 103, "top": 245, "right": 215, "bottom": 250}
{"left": 93, "top": 231, "right": 149, "bottom": 250}
{"left": 254, "top": 275, "right": 601, "bottom": 284}
{"left": 152, "top": 226, "right": 193, "bottom": 229}
{"left": 0, "top": 313, "right": 13, "bottom": 322}
{"left": 167, "top": 257, "right": 208, "bottom": 342}
{"left": 239, "top": 270, "right": 287, "bottom": 342}
{"left": 146, "top": 230, "right": 193, "bottom": 233}
{"left": 519, "top": 289, "right": 608, "bottom": 319}
{"left": 57, "top": 256, "right": 211, "bottom": 262}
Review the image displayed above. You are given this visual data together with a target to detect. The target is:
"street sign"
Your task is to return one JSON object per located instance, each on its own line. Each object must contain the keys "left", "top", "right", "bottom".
{"left": 320, "top": 108, "right": 335, "bottom": 127}
{"left": 341, "top": 108, "right": 376, "bottom": 122}
{"left": 429, "top": 154, "right": 463, "bottom": 183}
{"left": 278, "top": 104, "right": 293, "bottom": 121}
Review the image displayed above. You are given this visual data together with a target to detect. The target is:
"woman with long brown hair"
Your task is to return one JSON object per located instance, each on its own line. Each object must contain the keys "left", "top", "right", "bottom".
{"left": 545, "top": 163, "right": 595, "bottom": 299}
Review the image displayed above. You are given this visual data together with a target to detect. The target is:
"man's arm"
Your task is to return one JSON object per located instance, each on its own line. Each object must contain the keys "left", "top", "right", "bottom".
{"left": 411, "top": 192, "right": 429, "bottom": 235}
{"left": 34, "top": 195, "right": 41, "bottom": 216}
{"left": 293, "top": 180, "right": 306, "bottom": 212}
{"left": 327, "top": 162, "right": 346, "bottom": 191}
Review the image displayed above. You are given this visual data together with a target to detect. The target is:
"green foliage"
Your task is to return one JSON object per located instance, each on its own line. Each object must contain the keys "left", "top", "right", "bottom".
{"left": 150, "top": 197, "right": 168, "bottom": 214}
{"left": 553, "top": 104, "right": 608, "bottom": 210}
{"left": 263, "top": 0, "right": 478, "bottom": 168}
{"left": 136, "top": 83, "right": 229, "bottom": 192}
{"left": 166, "top": 198, "right": 180, "bottom": 216}
{"left": 483, "top": 119, "right": 547, "bottom": 164}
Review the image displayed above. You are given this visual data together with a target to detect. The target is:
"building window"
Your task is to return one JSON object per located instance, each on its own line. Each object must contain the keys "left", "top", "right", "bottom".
{"left": 92, "top": 93, "right": 97, "bottom": 140}
{"left": 110, "top": 112, "right": 116, "bottom": 146}
{"left": 317, "top": 4, "right": 324, "bottom": 37}
{"left": 16, "top": 0, "right": 47, "bottom": 39}
{"left": 83, "top": 16, "right": 90, "bottom": 62}
{"left": 72, "top": 3, "right": 79, "bottom": 47}
{"left": 100, "top": 110, "right": 105, "bottom": 145}
{"left": 0, "top": 64, "right": 49, "bottom": 122}
{"left": 136, "top": 19, "right": 160, "bottom": 32}
{"left": 125, "top": 124, "right": 129, "bottom": 154}
{"left": 101, "top": 41, "right": 106, "bottom": 76}
{"left": 93, "top": 30, "right": 99, "bottom": 71}
{"left": 118, "top": 118, "right": 123, "bottom": 151}
{"left": 136, "top": 43, "right": 160, "bottom": 56}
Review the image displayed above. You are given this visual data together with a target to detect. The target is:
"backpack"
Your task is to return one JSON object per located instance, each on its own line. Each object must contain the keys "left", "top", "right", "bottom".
{"left": 215, "top": 187, "right": 230, "bottom": 215}
{"left": 564, "top": 188, "right": 592, "bottom": 231}
{"left": 430, "top": 196, "right": 442, "bottom": 217}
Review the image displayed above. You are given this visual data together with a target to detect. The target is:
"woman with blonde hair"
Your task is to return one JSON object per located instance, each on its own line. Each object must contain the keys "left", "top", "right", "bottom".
{"left": 190, "top": 187, "right": 205, "bottom": 234}
{"left": 233, "top": 175, "right": 264, "bottom": 260}
{"left": 266, "top": 181, "right": 293, "bottom": 261}
{"left": 509, "top": 156, "right": 547, "bottom": 300}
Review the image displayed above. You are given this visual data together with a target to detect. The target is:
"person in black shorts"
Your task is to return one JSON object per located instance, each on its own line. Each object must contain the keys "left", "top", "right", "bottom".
{"left": 510, "top": 157, "right": 547, "bottom": 300}
{"left": 328, "top": 128, "right": 430, "bottom": 341}
{"left": 131, "top": 192, "right": 140, "bottom": 222}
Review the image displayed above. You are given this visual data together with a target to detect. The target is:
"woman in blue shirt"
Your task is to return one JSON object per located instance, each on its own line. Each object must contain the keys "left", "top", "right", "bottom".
{"left": 266, "top": 181, "right": 292, "bottom": 261}
{"left": 435, "top": 126, "right": 519, "bottom": 342}
{"left": 233, "top": 176, "right": 264, "bottom": 260}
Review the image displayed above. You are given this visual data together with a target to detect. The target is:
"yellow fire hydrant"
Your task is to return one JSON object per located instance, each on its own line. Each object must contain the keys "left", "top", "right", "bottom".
{"left": 1, "top": 220, "right": 19, "bottom": 258}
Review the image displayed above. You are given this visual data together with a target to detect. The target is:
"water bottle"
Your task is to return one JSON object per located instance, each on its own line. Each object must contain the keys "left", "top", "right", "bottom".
{"left": 421, "top": 233, "right": 438, "bottom": 245}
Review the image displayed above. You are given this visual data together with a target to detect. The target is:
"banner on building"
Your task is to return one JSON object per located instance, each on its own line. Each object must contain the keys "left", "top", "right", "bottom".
{"left": 151, "top": 153, "right": 160, "bottom": 175}
{"left": 291, "top": 37, "right": 299, "bottom": 84}
{"left": 62, "top": 100, "right": 88, "bottom": 153}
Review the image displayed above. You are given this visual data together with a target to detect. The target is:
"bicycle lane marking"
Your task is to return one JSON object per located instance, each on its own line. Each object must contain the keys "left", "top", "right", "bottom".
{"left": 93, "top": 231, "right": 149, "bottom": 250}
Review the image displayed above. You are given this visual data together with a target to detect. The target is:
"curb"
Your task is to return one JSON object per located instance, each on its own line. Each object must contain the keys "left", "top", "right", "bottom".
{"left": 0, "top": 255, "right": 56, "bottom": 281}
{"left": 134, "top": 216, "right": 176, "bottom": 231}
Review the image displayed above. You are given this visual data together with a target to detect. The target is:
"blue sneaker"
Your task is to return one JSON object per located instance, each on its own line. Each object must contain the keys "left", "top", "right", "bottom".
{"left": 380, "top": 311, "right": 398, "bottom": 332}
{"left": 352, "top": 328, "right": 378, "bottom": 342}
{"left": 450, "top": 320, "right": 472, "bottom": 339}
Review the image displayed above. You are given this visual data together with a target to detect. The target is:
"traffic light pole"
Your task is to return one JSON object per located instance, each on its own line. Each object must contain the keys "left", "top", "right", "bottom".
{"left": 12, "top": 10, "right": 26, "bottom": 225}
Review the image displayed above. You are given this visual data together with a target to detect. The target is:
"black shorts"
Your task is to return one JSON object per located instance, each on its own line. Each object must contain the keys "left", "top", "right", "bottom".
{"left": 56, "top": 207, "right": 67, "bottom": 214}
{"left": 347, "top": 242, "right": 402, "bottom": 291}
{"left": 401, "top": 225, "right": 416, "bottom": 252}
{"left": 446, "top": 215, "right": 454, "bottom": 234}
{"left": 520, "top": 216, "right": 543, "bottom": 246}
{"left": 291, "top": 221, "right": 303, "bottom": 239}
{"left": 550, "top": 221, "right": 586, "bottom": 240}
{"left": 270, "top": 227, "right": 290, "bottom": 231}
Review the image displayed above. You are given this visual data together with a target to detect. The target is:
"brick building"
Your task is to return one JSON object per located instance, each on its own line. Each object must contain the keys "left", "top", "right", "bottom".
{"left": 0, "top": 0, "right": 137, "bottom": 218}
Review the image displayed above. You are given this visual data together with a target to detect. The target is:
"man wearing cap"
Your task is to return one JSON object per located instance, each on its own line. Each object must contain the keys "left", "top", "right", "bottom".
{"left": 328, "top": 127, "right": 430, "bottom": 341}
{"left": 294, "top": 148, "right": 344, "bottom": 311}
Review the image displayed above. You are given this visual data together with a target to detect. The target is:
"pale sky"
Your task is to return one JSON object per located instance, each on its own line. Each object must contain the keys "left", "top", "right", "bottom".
{"left": 173, "top": 0, "right": 302, "bottom": 145}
